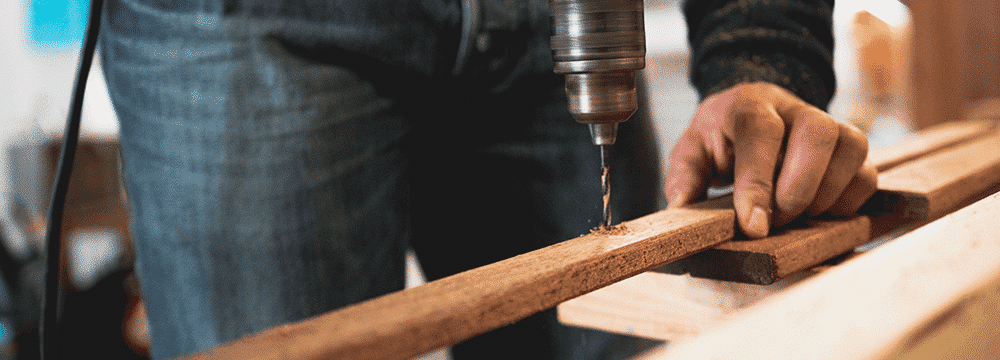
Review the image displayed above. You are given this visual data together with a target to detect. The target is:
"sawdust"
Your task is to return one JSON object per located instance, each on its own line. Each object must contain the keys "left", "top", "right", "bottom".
{"left": 590, "top": 223, "right": 631, "bottom": 236}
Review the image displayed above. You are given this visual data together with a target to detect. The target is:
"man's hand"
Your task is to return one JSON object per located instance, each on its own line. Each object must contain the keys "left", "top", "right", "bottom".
{"left": 665, "top": 82, "right": 878, "bottom": 238}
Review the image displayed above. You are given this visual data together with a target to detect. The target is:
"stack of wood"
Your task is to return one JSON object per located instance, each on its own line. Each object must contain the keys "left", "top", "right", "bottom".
{"left": 180, "top": 118, "right": 1000, "bottom": 360}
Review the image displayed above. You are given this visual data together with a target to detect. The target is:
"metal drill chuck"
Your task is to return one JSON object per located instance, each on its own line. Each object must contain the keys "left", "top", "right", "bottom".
{"left": 550, "top": 0, "right": 646, "bottom": 145}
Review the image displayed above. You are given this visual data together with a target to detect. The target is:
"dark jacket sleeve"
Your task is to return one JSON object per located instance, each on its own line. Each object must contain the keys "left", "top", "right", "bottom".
{"left": 683, "top": 0, "right": 836, "bottom": 110}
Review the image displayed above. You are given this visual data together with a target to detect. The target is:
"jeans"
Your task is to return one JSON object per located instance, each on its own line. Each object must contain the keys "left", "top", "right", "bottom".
{"left": 100, "top": 0, "right": 659, "bottom": 358}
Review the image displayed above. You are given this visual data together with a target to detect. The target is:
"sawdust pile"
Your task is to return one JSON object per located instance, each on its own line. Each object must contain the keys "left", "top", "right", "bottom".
{"left": 590, "top": 223, "right": 631, "bottom": 236}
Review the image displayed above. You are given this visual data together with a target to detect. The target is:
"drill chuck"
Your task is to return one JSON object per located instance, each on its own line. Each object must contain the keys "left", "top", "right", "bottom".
{"left": 550, "top": 0, "right": 645, "bottom": 145}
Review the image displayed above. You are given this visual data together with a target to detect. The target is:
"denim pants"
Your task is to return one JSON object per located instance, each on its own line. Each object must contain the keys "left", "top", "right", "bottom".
{"left": 100, "top": 0, "right": 659, "bottom": 358}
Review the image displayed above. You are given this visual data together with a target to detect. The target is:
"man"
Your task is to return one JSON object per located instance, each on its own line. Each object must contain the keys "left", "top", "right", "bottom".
{"left": 100, "top": 0, "right": 873, "bottom": 358}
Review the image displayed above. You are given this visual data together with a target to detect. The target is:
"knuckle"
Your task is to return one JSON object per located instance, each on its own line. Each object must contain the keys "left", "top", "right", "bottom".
{"left": 731, "top": 107, "right": 784, "bottom": 141}
{"left": 838, "top": 123, "right": 870, "bottom": 160}
{"left": 739, "top": 177, "right": 775, "bottom": 203}
{"left": 858, "top": 165, "right": 878, "bottom": 194}
{"left": 777, "top": 191, "right": 812, "bottom": 214}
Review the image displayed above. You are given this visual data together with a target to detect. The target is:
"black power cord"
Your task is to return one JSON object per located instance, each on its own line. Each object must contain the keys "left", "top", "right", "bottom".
{"left": 40, "top": 0, "right": 105, "bottom": 358}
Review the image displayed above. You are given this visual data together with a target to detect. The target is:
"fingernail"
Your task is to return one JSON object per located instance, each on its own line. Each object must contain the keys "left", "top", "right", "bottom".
{"left": 747, "top": 206, "right": 770, "bottom": 237}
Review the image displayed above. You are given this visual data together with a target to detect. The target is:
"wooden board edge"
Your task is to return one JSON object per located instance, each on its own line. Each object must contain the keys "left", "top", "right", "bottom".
{"left": 868, "top": 119, "right": 994, "bottom": 172}
{"left": 180, "top": 206, "right": 735, "bottom": 360}
{"left": 877, "top": 271, "right": 1000, "bottom": 359}
{"left": 657, "top": 191, "right": 1000, "bottom": 360}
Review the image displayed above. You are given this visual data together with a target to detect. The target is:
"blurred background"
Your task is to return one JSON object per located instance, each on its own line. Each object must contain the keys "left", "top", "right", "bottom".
{"left": 0, "top": 0, "right": 966, "bottom": 358}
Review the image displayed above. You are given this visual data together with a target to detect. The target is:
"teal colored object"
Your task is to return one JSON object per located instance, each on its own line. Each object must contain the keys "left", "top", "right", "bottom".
{"left": 0, "top": 320, "right": 8, "bottom": 343}
{"left": 27, "top": 0, "right": 90, "bottom": 49}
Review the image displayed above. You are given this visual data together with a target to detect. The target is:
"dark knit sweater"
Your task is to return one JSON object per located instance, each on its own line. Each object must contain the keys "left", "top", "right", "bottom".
{"left": 684, "top": 0, "right": 836, "bottom": 110}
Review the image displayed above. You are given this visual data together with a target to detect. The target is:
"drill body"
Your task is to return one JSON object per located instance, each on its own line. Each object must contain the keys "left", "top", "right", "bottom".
{"left": 550, "top": 0, "right": 646, "bottom": 146}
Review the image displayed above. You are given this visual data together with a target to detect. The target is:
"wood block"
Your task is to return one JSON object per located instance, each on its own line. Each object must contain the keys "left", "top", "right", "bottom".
{"left": 657, "top": 215, "right": 870, "bottom": 284}
{"left": 181, "top": 201, "right": 735, "bottom": 360}
{"left": 867, "top": 119, "right": 994, "bottom": 171}
{"left": 655, "top": 190, "right": 1000, "bottom": 360}
{"left": 872, "top": 130, "right": 1000, "bottom": 220}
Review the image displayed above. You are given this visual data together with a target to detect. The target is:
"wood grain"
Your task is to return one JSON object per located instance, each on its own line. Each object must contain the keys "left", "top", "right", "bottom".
{"left": 872, "top": 130, "right": 1000, "bottom": 220}
{"left": 558, "top": 120, "right": 1000, "bottom": 343}
{"left": 658, "top": 125, "right": 1000, "bottom": 284}
{"left": 656, "top": 191, "right": 1000, "bottom": 360}
{"left": 867, "top": 119, "right": 993, "bottom": 171}
{"left": 657, "top": 215, "right": 870, "bottom": 284}
{"left": 557, "top": 270, "right": 813, "bottom": 341}
{"left": 880, "top": 271, "right": 1000, "bottom": 360}
{"left": 181, "top": 202, "right": 734, "bottom": 360}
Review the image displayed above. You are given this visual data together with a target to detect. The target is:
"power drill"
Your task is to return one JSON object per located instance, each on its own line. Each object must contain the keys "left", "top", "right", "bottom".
{"left": 550, "top": 0, "right": 646, "bottom": 226}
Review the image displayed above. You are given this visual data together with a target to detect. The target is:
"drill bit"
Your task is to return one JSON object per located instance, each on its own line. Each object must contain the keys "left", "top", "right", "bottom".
{"left": 601, "top": 144, "right": 611, "bottom": 227}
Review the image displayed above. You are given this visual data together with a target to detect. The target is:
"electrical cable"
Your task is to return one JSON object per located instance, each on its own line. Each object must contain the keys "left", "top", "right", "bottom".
{"left": 40, "top": 0, "right": 104, "bottom": 358}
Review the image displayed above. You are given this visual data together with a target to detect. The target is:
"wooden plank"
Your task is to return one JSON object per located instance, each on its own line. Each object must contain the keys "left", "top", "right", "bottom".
{"left": 867, "top": 119, "right": 993, "bottom": 171}
{"left": 558, "top": 123, "right": 1000, "bottom": 340}
{"left": 657, "top": 215, "right": 870, "bottom": 284}
{"left": 180, "top": 201, "right": 735, "bottom": 360}
{"left": 880, "top": 272, "right": 1000, "bottom": 360}
{"left": 653, "top": 190, "right": 1000, "bottom": 360}
{"left": 661, "top": 126, "right": 1000, "bottom": 284}
{"left": 872, "top": 130, "right": 1000, "bottom": 220}
{"left": 557, "top": 270, "right": 813, "bottom": 341}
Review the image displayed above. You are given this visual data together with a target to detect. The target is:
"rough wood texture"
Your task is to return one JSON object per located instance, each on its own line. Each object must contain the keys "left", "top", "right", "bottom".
{"left": 872, "top": 130, "right": 1000, "bottom": 220}
{"left": 557, "top": 270, "right": 813, "bottom": 341}
{"left": 658, "top": 122, "right": 1000, "bottom": 284}
{"left": 654, "top": 191, "right": 1000, "bottom": 360}
{"left": 880, "top": 271, "right": 1000, "bottom": 360}
{"left": 181, "top": 202, "right": 734, "bottom": 360}
{"left": 657, "top": 216, "right": 870, "bottom": 284}
{"left": 559, "top": 120, "right": 1000, "bottom": 342}
{"left": 867, "top": 119, "right": 994, "bottom": 171}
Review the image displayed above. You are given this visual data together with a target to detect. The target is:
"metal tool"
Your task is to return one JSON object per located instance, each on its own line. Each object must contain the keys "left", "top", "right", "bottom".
{"left": 550, "top": 0, "right": 646, "bottom": 226}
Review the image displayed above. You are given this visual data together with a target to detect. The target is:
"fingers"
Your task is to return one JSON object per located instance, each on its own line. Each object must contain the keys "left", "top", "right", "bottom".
{"left": 666, "top": 96, "right": 734, "bottom": 208}
{"left": 772, "top": 105, "right": 840, "bottom": 226}
{"left": 806, "top": 123, "right": 869, "bottom": 216}
{"left": 730, "top": 101, "right": 785, "bottom": 238}
{"left": 829, "top": 163, "right": 878, "bottom": 216}
{"left": 665, "top": 130, "right": 713, "bottom": 208}
{"left": 664, "top": 82, "right": 877, "bottom": 239}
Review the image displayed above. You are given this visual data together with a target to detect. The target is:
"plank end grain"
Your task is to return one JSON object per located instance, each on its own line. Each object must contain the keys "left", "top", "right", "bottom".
{"left": 181, "top": 205, "right": 735, "bottom": 360}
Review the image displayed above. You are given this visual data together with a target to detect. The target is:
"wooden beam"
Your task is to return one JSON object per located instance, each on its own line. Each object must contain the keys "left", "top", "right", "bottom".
{"left": 654, "top": 190, "right": 1000, "bottom": 360}
{"left": 657, "top": 215, "right": 869, "bottom": 284}
{"left": 867, "top": 119, "right": 994, "bottom": 171}
{"left": 660, "top": 126, "right": 1000, "bottom": 284}
{"left": 872, "top": 130, "right": 1000, "bottom": 220}
{"left": 180, "top": 200, "right": 734, "bottom": 360}
{"left": 880, "top": 271, "right": 1000, "bottom": 360}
